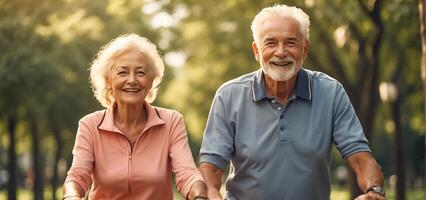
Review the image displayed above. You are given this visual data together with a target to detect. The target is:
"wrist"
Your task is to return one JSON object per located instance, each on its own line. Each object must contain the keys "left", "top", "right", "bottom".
{"left": 187, "top": 181, "right": 207, "bottom": 200}
{"left": 194, "top": 195, "right": 208, "bottom": 200}
{"left": 366, "top": 185, "right": 385, "bottom": 197}
{"left": 207, "top": 189, "right": 221, "bottom": 198}
{"left": 62, "top": 194, "right": 82, "bottom": 200}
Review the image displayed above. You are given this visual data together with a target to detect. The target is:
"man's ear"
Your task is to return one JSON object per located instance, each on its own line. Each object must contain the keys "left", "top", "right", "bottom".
{"left": 303, "top": 40, "right": 310, "bottom": 60}
{"left": 252, "top": 41, "right": 260, "bottom": 61}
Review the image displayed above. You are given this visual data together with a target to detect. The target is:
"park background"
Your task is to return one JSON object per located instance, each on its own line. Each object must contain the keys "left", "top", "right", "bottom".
{"left": 1, "top": 0, "right": 426, "bottom": 199}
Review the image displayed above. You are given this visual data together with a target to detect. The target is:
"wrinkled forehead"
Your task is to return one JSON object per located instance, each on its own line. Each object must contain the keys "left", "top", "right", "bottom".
{"left": 114, "top": 49, "right": 147, "bottom": 62}
{"left": 109, "top": 49, "right": 153, "bottom": 70}
{"left": 258, "top": 16, "right": 303, "bottom": 40}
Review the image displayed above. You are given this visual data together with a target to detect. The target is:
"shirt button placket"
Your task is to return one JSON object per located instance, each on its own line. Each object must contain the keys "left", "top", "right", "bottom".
{"left": 279, "top": 107, "right": 284, "bottom": 130}
{"left": 278, "top": 106, "right": 288, "bottom": 141}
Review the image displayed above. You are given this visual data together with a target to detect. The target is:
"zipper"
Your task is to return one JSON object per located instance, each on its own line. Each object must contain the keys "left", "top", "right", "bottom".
{"left": 127, "top": 140, "right": 133, "bottom": 198}
{"left": 114, "top": 125, "right": 146, "bottom": 199}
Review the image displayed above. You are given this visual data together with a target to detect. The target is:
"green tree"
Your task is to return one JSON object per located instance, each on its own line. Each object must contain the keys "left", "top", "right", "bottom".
{"left": 418, "top": 0, "right": 426, "bottom": 196}
{"left": 0, "top": 0, "right": 161, "bottom": 199}
{"left": 0, "top": 0, "right": 62, "bottom": 197}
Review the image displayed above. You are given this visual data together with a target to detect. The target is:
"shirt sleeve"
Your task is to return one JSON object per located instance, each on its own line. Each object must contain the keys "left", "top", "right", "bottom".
{"left": 169, "top": 113, "right": 204, "bottom": 198}
{"left": 199, "top": 91, "right": 235, "bottom": 170}
{"left": 64, "top": 117, "right": 95, "bottom": 193}
{"left": 332, "top": 83, "right": 371, "bottom": 159}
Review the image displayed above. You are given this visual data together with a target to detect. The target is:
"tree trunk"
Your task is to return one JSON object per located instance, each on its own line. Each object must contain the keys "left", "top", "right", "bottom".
{"left": 418, "top": 0, "right": 426, "bottom": 195}
{"left": 7, "top": 115, "right": 17, "bottom": 200}
{"left": 30, "top": 120, "right": 44, "bottom": 200}
{"left": 392, "top": 97, "right": 405, "bottom": 200}
{"left": 52, "top": 127, "right": 62, "bottom": 200}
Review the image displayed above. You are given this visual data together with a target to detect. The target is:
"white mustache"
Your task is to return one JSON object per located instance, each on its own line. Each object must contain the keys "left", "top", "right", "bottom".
{"left": 270, "top": 57, "right": 295, "bottom": 63}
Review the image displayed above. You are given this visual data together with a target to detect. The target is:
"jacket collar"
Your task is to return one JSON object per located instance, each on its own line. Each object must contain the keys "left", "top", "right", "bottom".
{"left": 98, "top": 101, "right": 165, "bottom": 134}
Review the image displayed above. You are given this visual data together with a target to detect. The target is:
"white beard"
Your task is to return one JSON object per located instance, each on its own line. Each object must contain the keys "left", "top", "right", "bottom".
{"left": 260, "top": 56, "right": 300, "bottom": 81}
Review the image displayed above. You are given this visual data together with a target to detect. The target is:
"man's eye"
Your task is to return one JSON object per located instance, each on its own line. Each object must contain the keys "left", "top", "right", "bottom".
{"left": 265, "top": 42, "right": 275, "bottom": 46}
{"left": 287, "top": 41, "right": 297, "bottom": 46}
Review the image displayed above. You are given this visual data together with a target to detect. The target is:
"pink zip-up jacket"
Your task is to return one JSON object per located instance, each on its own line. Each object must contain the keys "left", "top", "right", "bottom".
{"left": 64, "top": 102, "right": 204, "bottom": 200}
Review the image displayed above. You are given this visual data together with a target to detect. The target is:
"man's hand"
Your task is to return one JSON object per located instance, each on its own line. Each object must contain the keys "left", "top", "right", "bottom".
{"left": 354, "top": 191, "right": 386, "bottom": 200}
{"left": 199, "top": 163, "right": 224, "bottom": 200}
{"left": 346, "top": 152, "right": 385, "bottom": 200}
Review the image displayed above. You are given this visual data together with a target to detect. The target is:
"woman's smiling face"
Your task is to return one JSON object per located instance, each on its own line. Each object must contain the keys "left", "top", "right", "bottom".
{"left": 109, "top": 49, "right": 154, "bottom": 106}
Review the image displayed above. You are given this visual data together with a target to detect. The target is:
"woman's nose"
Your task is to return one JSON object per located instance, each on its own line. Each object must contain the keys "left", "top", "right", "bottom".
{"left": 127, "top": 72, "right": 137, "bottom": 83}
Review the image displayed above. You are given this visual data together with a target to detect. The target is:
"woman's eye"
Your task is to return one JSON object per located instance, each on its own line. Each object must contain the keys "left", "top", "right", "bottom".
{"left": 117, "top": 71, "right": 126, "bottom": 75}
{"left": 136, "top": 71, "right": 146, "bottom": 76}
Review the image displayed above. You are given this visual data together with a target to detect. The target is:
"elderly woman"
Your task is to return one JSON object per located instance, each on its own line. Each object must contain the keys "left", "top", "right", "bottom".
{"left": 62, "top": 34, "right": 207, "bottom": 200}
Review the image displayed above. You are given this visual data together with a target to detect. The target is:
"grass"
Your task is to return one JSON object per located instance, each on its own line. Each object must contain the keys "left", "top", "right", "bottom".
{"left": 330, "top": 186, "right": 350, "bottom": 200}
{"left": 330, "top": 185, "right": 425, "bottom": 200}
{"left": 0, "top": 186, "right": 424, "bottom": 200}
{"left": 0, "top": 186, "right": 186, "bottom": 200}
{"left": 0, "top": 186, "right": 62, "bottom": 200}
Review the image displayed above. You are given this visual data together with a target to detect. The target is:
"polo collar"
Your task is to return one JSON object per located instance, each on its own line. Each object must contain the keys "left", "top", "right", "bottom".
{"left": 252, "top": 69, "right": 270, "bottom": 102}
{"left": 98, "top": 101, "right": 165, "bottom": 134}
{"left": 252, "top": 68, "right": 312, "bottom": 102}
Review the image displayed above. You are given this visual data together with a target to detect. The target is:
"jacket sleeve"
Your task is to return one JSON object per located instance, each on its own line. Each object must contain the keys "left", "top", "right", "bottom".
{"left": 64, "top": 117, "right": 95, "bottom": 194}
{"left": 169, "top": 113, "right": 204, "bottom": 198}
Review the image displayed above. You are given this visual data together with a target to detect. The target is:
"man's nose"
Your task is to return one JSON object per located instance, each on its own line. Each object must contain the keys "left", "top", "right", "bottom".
{"left": 275, "top": 44, "right": 288, "bottom": 57}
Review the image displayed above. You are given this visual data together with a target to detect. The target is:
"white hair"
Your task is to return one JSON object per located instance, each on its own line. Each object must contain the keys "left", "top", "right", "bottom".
{"left": 251, "top": 4, "right": 310, "bottom": 44}
{"left": 90, "top": 33, "right": 164, "bottom": 108}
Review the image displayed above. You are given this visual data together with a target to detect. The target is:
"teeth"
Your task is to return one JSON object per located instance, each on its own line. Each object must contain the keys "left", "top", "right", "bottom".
{"left": 123, "top": 89, "right": 140, "bottom": 92}
{"left": 272, "top": 61, "right": 292, "bottom": 66}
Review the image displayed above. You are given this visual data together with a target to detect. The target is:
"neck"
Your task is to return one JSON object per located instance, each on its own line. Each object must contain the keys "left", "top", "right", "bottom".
{"left": 114, "top": 102, "right": 147, "bottom": 127}
{"left": 264, "top": 73, "right": 297, "bottom": 105}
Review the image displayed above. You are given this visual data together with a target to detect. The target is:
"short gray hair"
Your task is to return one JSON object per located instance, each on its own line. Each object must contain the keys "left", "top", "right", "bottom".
{"left": 90, "top": 33, "right": 164, "bottom": 108}
{"left": 251, "top": 4, "right": 310, "bottom": 44}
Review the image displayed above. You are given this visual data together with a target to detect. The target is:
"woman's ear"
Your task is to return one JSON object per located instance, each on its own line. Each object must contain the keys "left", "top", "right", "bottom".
{"left": 105, "top": 76, "right": 112, "bottom": 90}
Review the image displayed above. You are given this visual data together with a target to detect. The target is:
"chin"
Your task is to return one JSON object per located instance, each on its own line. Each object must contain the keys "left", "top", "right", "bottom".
{"left": 266, "top": 69, "right": 296, "bottom": 81}
{"left": 261, "top": 61, "right": 297, "bottom": 81}
{"left": 117, "top": 98, "right": 145, "bottom": 106}
{"left": 126, "top": 101, "right": 144, "bottom": 105}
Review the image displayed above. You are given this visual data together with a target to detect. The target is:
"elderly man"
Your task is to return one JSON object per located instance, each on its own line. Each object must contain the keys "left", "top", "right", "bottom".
{"left": 199, "top": 4, "right": 385, "bottom": 200}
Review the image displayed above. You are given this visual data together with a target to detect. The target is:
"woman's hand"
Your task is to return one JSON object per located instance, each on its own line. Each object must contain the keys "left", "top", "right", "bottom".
{"left": 187, "top": 180, "right": 208, "bottom": 200}
{"left": 62, "top": 181, "right": 85, "bottom": 200}
{"left": 62, "top": 194, "right": 84, "bottom": 200}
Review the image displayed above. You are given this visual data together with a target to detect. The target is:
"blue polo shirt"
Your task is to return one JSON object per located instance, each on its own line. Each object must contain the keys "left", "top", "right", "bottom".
{"left": 200, "top": 68, "right": 370, "bottom": 200}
